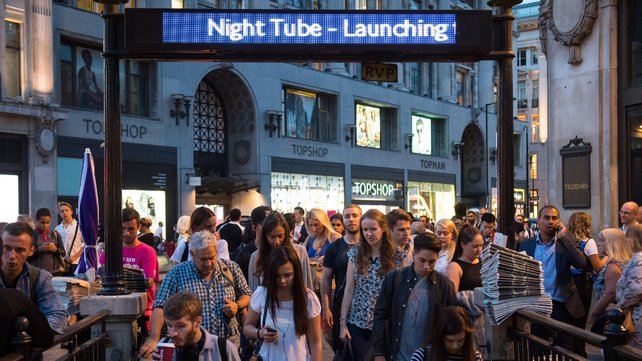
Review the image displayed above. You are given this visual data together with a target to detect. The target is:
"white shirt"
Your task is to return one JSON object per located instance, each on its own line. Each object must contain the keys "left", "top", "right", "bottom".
{"left": 55, "top": 220, "right": 85, "bottom": 265}
{"left": 250, "top": 286, "right": 320, "bottom": 361}
{"left": 154, "top": 226, "right": 164, "bottom": 239}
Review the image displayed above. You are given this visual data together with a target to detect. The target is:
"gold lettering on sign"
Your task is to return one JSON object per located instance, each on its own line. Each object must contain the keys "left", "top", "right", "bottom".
{"left": 563, "top": 183, "right": 589, "bottom": 190}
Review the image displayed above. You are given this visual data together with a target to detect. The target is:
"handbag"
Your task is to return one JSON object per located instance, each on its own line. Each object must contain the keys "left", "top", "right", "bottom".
{"left": 249, "top": 293, "right": 269, "bottom": 361}
{"left": 332, "top": 338, "right": 353, "bottom": 361}
{"left": 52, "top": 231, "right": 69, "bottom": 276}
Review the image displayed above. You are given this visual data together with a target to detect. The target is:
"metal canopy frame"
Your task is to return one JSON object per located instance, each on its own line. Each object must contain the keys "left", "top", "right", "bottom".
{"left": 97, "top": 3, "right": 520, "bottom": 294}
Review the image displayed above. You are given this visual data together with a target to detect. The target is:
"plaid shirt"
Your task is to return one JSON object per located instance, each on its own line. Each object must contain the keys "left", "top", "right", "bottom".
{"left": 154, "top": 259, "right": 251, "bottom": 339}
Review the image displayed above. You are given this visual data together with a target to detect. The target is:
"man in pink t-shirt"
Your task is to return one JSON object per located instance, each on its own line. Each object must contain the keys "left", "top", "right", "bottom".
{"left": 100, "top": 208, "right": 159, "bottom": 326}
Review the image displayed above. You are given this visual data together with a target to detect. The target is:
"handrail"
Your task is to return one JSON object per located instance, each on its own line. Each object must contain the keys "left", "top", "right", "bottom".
{"left": 514, "top": 309, "right": 607, "bottom": 346}
{"left": 614, "top": 344, "right": 642, "bottom": 360}
{"left": 53, "top": 309, "right": 111, "bottom": 345}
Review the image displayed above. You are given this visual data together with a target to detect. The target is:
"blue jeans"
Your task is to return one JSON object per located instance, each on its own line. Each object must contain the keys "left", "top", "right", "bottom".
{"left": 347, "top": 323, "right": 372, "bottom": 361}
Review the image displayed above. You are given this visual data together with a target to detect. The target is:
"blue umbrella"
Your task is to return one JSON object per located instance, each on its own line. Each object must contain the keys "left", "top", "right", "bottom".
{"left": 76, "top": 148, "right": 99, "bottom": 282}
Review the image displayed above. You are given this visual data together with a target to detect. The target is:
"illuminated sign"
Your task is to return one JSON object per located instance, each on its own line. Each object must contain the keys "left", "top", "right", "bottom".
{"left": 351, "top": 179, "right": 400, "bottom": 202}
{"left": 124, "top": 10, "right": 493, "bottom": 61}
{"left": 163, "top": 12, "right": 456, "bottom": 44}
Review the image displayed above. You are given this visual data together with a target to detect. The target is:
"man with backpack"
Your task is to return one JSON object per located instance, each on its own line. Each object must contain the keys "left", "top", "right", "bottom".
{"left": 153, "top": 291, "right": 240, "bottom": 361}
{"left": 139, "top": 230, "right": 251, "bottom": 359}
{"left": 0, "top": 222, "right": 67, "bottom": 334}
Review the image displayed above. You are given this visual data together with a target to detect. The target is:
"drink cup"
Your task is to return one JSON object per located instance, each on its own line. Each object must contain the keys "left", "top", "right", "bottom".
{"left": 156, "top": 343, "right": 175, "bottom": 361}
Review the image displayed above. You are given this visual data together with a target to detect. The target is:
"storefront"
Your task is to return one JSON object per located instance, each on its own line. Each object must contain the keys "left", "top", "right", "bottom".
{"left": 406, "top": 171, "right": 456, "bottom": 222}
{"left": 270, "top": 157, "right": 345, "bottom": 213}
{"left": 0, "top": 133, "right": 28, "bottom": 222}
{"left": 350, "top": 165, "right": 403, "bottom": 214}
{"left": 57, "top": 136, "right": 177, "bottom": 239}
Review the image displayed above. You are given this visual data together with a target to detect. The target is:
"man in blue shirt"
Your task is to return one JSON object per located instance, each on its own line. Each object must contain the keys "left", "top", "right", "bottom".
{"left": 518, "top": 205, "right": 587, "bottom": 355}
{"left": 1, "top": 222, "right": 67, "bottom": 334}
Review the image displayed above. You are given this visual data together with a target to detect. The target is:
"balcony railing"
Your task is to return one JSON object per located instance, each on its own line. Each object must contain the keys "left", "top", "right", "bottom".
{"left": 1, "top": 309, "right": 111, "bottom": 361}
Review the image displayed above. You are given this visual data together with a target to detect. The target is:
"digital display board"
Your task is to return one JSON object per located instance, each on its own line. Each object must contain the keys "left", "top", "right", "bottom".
{"left": 124, "top": 9, "right": 493, "bottom": 61}
{"left": 412, "top": 114, "right": 432, "bottom": 155}
{"left": 356, "top": 104, "right": 381, "bottom": 149}
{"left": 163, "top": 12, "right": 456, "bottom": 45}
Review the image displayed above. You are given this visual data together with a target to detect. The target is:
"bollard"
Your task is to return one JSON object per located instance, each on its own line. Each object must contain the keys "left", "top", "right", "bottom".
{"left": 10, "top": 316, "right": 31, "bottom": 361}
{"left": 603, "top": 308, "right": 628, "bottom": 361}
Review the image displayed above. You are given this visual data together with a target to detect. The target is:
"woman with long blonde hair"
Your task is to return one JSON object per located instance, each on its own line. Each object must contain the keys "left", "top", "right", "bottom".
{"left": 617, "top": 225, "right": 642, "bottom": 349}
{"left": 304, "top": 208, "right": 342, "bottom": 260}
{"left": 434, "top": 219, "right": 458, "bottom": 274}
{"left": 589, "top": 228, "right": 632, "bottom": 334}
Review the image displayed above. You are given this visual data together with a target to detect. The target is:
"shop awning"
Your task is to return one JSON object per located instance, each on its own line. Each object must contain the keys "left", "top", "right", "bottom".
{"left": 196, "top": 175, "right": 259, "bottom": 195}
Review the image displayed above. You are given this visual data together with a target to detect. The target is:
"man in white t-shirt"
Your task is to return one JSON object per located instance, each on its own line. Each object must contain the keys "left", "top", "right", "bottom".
{"left": 55, "top": 201, "right": 85, "bottom": 275}
{"left": 154, "top": 222, "right": 164, "bottom": 243}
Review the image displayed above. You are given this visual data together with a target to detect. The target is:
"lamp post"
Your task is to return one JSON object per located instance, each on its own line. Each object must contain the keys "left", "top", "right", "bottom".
{"left": 485, "top": 102, "right": 494, "bottom": 209}
{"left": 523, "top": 125, "right": 529, "bottom": 219}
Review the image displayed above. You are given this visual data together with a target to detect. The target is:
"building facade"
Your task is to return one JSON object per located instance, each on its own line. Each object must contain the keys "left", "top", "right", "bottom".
{"left": 537, "top": 0, "right": 640, "bottom": 232}
{"left": 2, "top": 0, "right": 533, "bottom": 230}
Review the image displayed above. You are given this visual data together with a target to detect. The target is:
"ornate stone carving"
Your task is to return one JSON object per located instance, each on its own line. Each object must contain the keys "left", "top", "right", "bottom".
{"left": 35, "top": 113, "right": 57, "bottom": 163}
{"left": 538, "top": 0, "right": 598, "bottom": 64}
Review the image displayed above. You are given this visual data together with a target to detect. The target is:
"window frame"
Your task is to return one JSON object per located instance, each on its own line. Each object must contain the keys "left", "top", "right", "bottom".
{"left": 410, "top": 112, "right": 448, "bottom": 157}
{"left": 4, "top": 20, "right": 22, "bottom": 99}
{"left": 282, "top": 86, "right": 337, "bottom": 143}
{"left": 354, "top": 101, "right": 398, "bottom": 151}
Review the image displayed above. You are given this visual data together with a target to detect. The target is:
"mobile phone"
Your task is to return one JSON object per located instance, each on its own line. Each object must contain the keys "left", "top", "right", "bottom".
{"left": 265, "top": 326, "right": 277, "bottom": 334}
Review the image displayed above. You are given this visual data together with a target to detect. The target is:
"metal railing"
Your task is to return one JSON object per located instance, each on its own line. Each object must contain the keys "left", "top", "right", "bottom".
{"left": 1, "top": 309, "right": 111, "bottom": 361}
{"left": 511, "top": 309, "right": 642, "bottom": 361}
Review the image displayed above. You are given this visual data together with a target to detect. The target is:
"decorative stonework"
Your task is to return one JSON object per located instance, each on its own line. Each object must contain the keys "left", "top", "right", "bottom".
{"left": 538, "top": 0, "right": 598, "bottom": 64}
{"left": 35, "top": 113, "right": 57, "bottom": 163}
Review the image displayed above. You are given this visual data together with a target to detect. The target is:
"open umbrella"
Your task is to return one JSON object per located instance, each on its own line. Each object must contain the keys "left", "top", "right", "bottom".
{"left": 76, "top": 148, "right": 99, "bottom": 282}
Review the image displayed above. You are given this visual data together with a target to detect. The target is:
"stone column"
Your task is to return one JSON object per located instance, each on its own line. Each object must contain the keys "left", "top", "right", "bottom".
{"left": 80, "top": 293, "right": 147, "bottom": 361}
{"left": 26, "top": 0, "right": 54, "bottom": 103}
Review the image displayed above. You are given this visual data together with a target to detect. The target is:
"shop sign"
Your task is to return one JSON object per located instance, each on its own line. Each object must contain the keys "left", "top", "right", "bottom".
{"left": 84, "top": 119, "right": 147, "bottom": 140}
{"left": 351, "top": 178, "right": 398, "bottom": 201}
{"left": 292, "top": 144, "right": 329, "bottom": 158}
{"left": 419, "top": 159, "right": 446, "bottom": 171}
{"left": 560, "top": 137, "right": 592, "bottom": 209}
{"left": 361, "top": 63, "right": 397, "bottom": 82}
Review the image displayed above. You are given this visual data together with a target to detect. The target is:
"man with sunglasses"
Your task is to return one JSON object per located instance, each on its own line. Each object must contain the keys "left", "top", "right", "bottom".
{"left": 619, "top": 201, "right": 639, "bottom": 232}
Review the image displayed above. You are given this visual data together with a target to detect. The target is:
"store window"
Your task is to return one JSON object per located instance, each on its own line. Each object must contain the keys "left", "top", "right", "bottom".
{"left": 355, "top": 103, "right": 398, "bottom": 150}
{"left": 406, "top": 181, "right": 455, "bottom": 222}
{"left": 0, "top": 174, "right": 19, "bottom": 223}
{"left": 345, "top": 0, "right": 381, "bottom": 9}
{"left": 60, "top": 41, "right": 152, "bottom": 116}
{"left": 123, "top": 190, "right": 167, "bottom": 237}
{"left": 411, "top": 113, "right": 447, "bottom": 157}
{"left": 57, "top": 157, "right": 83, "bottom": 196}
{"left": 271, "top": 172, "right": 345, "bottom": 213}
{"left": 530, "top": 153, "right": 538, "bottom": 180}
{"left": 517, "top": 80, "right": 527, "bottom": 109}
{"left": 514, "top": 133, "right": 523, "bottom": 166}
{"left": 409, "top": 63, "right": 422, "bottom": 95}
{"left": 56, "top": 0, "right": 136, "bottom": 13}
{"left": 531, "top": 79, "right": 539, "bottom": 108}
{"left": 283, "top": 88, "right": 336, "bottom": 142}
{"left": 5, "top": 21, "right": 21, "bottom": 98}
{"left": 517, "top": 49, "right": 527, "bottom": 66}
{"left": 455, "top": 68, "right": 470, "bottom": 107}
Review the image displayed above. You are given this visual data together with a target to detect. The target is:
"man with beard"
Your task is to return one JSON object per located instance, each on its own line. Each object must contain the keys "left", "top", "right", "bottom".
{"left": 518, "top": 205, "right": 587, "bottom": 355}
{"left": 155, "top": 291, "right": 240, "bottom": 361}
{"left": 320, "top": 204, "right": 362, "bottom": 351}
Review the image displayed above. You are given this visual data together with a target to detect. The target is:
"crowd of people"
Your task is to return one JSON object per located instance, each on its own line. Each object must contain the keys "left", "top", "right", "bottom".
{"left": 1, "top": 200, "right": 642, "bottom": 361}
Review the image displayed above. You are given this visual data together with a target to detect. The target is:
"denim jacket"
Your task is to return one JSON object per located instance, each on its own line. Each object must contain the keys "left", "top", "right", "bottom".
{"left": 371, "top": 265, "right": 458, "bottom": 359}
{"left": 0, "top": 264, "right": 67, "bottom": 333}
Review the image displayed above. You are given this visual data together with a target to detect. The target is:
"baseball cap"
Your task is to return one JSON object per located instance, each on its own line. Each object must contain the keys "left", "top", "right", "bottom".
{"left": 251, "top": 206, "right": 272, "bottom": 225}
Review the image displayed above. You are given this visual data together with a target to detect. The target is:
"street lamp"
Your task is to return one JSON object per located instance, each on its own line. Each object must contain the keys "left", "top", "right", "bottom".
{"left": 523, "top": 125, "right": 530, "bottom": 219}
{"left": 485, "top": 102, "right": 494, "bottom": 209}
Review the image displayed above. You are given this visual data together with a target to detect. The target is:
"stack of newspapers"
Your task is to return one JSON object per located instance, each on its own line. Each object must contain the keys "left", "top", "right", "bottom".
{"left": 480, "top": 243, "right": 552, "bottom": 325}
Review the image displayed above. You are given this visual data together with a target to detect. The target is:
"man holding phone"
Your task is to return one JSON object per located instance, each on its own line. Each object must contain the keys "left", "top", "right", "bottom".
{"left": 517, "top": 205, "right": 587, "bottom": 355}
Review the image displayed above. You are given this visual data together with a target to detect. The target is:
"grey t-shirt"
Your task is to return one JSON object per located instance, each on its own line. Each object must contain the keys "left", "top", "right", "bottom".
{"left": 396, "top": 276, "right": 430, "bottom": 361}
